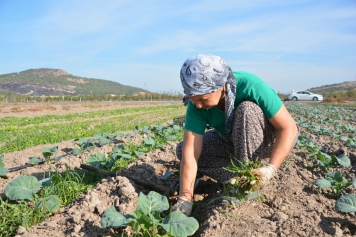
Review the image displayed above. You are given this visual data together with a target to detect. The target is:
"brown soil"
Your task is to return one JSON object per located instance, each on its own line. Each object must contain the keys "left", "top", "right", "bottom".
{"left": 0, "top": 101, "right": 181, "bottom": 118}
{"left": 1, "top": 106, "right": 356, "bottom": 237}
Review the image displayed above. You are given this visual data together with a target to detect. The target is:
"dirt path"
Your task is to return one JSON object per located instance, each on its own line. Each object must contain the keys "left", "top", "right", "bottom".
{"left": 0, "top": 101, "right": 181, "bottom": 118}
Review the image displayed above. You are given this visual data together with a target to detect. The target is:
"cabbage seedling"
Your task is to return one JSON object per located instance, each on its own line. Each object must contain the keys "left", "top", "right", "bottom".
{"left": 42, "top": 146, "right": 58, "bottom": 164}
{"left": 315, "top": 171, "right": 355, "bottom": 197}
{"left": 100, "top": 191, "right": 199, "bottom": 237}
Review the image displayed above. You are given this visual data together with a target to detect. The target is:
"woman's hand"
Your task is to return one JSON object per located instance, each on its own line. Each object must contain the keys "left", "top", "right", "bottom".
{"left": 251, "top": 164, "right": 277, "bottom": 186}
{"left": 172, "top": 197, "right": 193, "bottom": 216}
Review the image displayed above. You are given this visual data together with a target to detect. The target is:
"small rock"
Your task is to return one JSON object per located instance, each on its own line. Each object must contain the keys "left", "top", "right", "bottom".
{"left": 72, "top": 213, "right": 81, "bottom": 224}
{"left": 74, "top": 224, "right": 81, "bottom": 233}
{"left": 325, "top": 226, "right": 343, "bottom": 236}
{"left": 16, "top": 226, "right": 26, "bottom": 235}
{"left": 271, "top": 212, "right": 289, "bottom": 223}
{"left": 114, "top": 199, "right": 120, "bottom": 208}
{"left": 58, "top": 218, "right": 66, "bottom": 225}
{"left": 95, "top": 204, "right": 105, "bottom": 215}
{"left": 193, "top": 194, "right": 204, "bottom": 202}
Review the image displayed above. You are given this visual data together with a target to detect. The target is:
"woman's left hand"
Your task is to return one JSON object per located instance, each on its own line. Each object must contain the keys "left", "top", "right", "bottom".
{"left": 251, "top": 164, "right": 277, "bottom": 186}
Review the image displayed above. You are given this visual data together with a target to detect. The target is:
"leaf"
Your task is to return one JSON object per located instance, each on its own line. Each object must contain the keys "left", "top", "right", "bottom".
{"left": 100, "top": 206, "right": 131, "bottom": 228}
{"left": 0, "top": 167, "right": 9, "bottom": 177}
{"left": 4, "top": 175, "right": 41, "bottom": 200}
{"left": 42, "top": 146, "right": 58, "bottom": 156}
{"left": 315, "top": 179, "right": 332, "bottom": 188}
{"left": 97, "top": 137, "right": 110, "bottom": 146}
{"left": 54, "top": 155, "right": 65, "bottom": 162}
{"left": 143, "top": 136, "right": 155, "bottom": 146}
{"left": 134, "top": 151, "right": 145, "bottom": 157}
{"left": 165, "top": 135, "right": 176, "bottom": 141}
{"left": 160, "top": 211, "right": 199, "bottom": 237}
{"left": 325, "top": 172, "right": 341, "bottom": 182}
{"left": 35, "top": 195, "right": 61, "bottom": 213}
{"left": 119, "top": 154, "right": 132, "bottom": 159}
{"left": 335, "top": 154, "right": 351, "bottom": 168}
{"left": 172, "top": 125, "right": 181, "bottom": 132}
{"left": 336, "top": 194, "right": 356, "bottom": 213}
{"left": 39, "top": 178, "right": 51, "bottom": 187}
{"left": 136, "top": 191, "right": 169, "bottom": 215}
{"left": 340, "top": 136, "right": 349, "bottom": 142}
{"left": 29, "top": 157, "right": 43, "bottom": 165}
{"left": 72, "top": 148, "right": 82, "bottom": 156}
{"left": 88, "top": 153, "right": 106, "bottom": 167}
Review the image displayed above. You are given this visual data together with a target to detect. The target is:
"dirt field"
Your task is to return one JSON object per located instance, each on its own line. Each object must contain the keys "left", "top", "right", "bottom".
{"left": 0, "top": 101, "right": 181, "bottom": 118}
{"left": 1, "top": 102, "right": 356, "bottom": 237}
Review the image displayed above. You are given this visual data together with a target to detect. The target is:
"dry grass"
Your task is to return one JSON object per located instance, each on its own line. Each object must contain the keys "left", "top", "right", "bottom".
{"left": 10, "top": 107, "right": 26, "bottom": 112}
{"left": 322, "top": 98, "right": 349, "bottom": 103}
{"left": 61, "top": 105, "right": 72, "bottom": 111}
{"left": 27, "top": 105, "right": 57, "bottom": 112}
{"left": 81, "top": 104, "right": 102, "bottom": 108}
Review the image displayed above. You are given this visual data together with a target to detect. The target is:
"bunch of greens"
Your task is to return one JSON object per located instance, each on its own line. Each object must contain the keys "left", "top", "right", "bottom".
{"left": 223, "top": 159, "right": 262, "bottom": 201}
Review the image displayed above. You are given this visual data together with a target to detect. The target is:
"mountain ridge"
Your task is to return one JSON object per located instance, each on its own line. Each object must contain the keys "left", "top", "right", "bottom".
{"left": 0, "top": 68, "right": 146, "bottom": 96}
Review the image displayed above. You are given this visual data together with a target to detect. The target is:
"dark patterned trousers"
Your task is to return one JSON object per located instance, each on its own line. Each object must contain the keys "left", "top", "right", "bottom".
{"left": 176, "top": 101, "right": 278, "bottom": 182}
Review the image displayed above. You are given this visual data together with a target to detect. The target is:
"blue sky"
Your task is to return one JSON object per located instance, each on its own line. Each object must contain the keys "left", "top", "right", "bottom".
{"left": 0, "top": 0, "right": 355, "bottom": 94}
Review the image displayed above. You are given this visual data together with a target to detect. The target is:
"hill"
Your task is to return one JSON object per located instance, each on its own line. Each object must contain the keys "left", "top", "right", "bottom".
{"left": 307, "top": 80, "right": 356, "bottom": 94}
{"left": 0, "top": 68, "right": 145, "bottom": 96}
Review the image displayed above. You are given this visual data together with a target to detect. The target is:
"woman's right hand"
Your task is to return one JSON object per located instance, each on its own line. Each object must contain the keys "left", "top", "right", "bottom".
{"left": 172, "top": 197, "right": 193, "bottom": 216}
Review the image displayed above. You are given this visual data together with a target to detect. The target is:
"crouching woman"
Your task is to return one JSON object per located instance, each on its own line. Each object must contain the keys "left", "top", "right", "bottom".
{"left": 173, "top": 54, "right": 299, "bottom": 216}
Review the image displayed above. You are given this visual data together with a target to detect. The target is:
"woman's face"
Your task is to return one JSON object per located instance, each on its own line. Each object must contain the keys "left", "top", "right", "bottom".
{"left": 189, "top": 87, "right": 224, "bottom": 109}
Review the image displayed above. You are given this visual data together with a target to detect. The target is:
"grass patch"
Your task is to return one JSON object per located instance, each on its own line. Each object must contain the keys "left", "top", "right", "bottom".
{"left": 0, "top": 166, "right": 102, "bottom": 237}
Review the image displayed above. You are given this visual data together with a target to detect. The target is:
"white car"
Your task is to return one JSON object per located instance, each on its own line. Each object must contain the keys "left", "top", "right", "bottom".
{"left": 287, "top": 91, "right": 323, "bottom": 101}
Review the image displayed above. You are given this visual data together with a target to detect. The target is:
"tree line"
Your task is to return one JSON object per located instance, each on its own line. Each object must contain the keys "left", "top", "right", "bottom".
{"left": 0, "top": 91, "right": 183, "bottom": 103}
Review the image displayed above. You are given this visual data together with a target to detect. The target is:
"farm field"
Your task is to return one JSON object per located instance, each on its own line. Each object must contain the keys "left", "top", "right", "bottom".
{"left": 0, "top": 101, "right": 356, "bottom": 237}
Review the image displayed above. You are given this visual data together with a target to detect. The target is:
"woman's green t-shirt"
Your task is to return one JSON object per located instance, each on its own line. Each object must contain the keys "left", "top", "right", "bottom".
{"left": 184, "top": 71, "right": 282, "bottom": 135}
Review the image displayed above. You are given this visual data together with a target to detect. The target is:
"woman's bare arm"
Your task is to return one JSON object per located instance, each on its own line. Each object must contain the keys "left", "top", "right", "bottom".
{"left": 179, "top": 129, "right": 204, "bottom": 201}
{"left": 268, "top": 104, "right": 299, "bottom": 169}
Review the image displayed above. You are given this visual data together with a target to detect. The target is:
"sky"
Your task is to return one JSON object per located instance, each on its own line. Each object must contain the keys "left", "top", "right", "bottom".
{"left": 0, "top": 0, "right": 355, "bottom": 94}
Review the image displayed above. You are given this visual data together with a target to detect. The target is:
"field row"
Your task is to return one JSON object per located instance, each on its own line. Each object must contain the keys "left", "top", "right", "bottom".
{"left": 0, "top": 104, "right": 186, "bottom": 154}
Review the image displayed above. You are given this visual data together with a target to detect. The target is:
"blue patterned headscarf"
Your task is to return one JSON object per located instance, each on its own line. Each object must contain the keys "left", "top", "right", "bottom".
{"left": 180, "top": 54, "right": 236, "bottom": 134}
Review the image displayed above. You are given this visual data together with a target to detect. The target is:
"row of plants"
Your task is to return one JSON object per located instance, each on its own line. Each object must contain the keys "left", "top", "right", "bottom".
{"left": 0, "top": 120, "right": 196, "bottom": 237}
{"left": 0, "top": 106, "right": 185, "bottom": 154}
{"left": 0, "top": 104, "right": 184, "bottom": 129}
{"left": 287, "top": 103, "right": 356, "bottom": 214}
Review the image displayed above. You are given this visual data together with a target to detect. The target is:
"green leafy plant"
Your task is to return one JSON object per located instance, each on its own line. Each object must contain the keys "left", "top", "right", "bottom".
{"left": 94, "top": 132, "right": 117, "bottom": 146}
{"left": 223, "top": 159, "right": 263, "bottom": 201}
{"left": 100, "top": 191, "right": 199, "bottom": 237}
{"left": 4, "top": 175, "right": 41, "bottom": 201}
{"left": 87, "top": 152, "right": 114, "bottom": 170}
{"left": 29, "top": 156, "right": 43, "bottom": 165}
{"left": 313, "top": 152, "right": 351, "bottom": 171}
{"left": 315, "top": 171, "right": 355, "bottom": 197}
{"left": 336, "top": 194, "right": 356, "bottom": 213}
{"left": 72, "top": 138, "right": 96, "bottom": 155}
{"left": 42, "top": 146, "right": 58, "bottom": 164}
{"left": 35, "top": 195, "right": 61, "bottom": 213}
